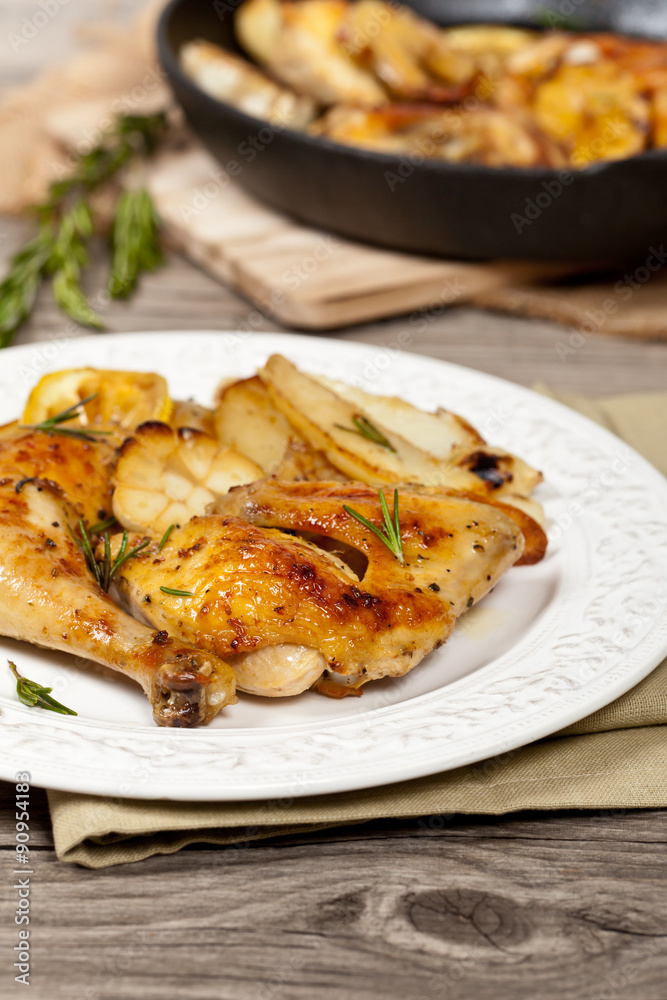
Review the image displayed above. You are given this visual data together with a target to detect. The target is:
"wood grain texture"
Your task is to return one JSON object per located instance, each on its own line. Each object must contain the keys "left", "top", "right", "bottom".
{"left": 1, "top": 782, "right": 667, "bottom": 1000}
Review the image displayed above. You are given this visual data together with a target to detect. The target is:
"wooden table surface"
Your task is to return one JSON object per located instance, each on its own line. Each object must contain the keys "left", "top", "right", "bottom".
{"left": 2, "top": 5, "right": 667, "bottom": 998}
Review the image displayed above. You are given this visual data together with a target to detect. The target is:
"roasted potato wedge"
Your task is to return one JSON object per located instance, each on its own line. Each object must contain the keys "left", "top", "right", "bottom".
{"left": 316, "top": 376, "right": 484, "bottom": 458}
{"left": 214, "top": 376, "right": 345, "bottom": 480}
{"left": 340, "top": 0, "right": 475, "bottom": 100}
{"left": 180, "top": 39, "right": 316, "bottom": 128}
{"left": 310, "top": 103, "right": 564, "bottom": 167}
{"left": 236, "top": 0, "right": 387, "bottom": 106}
{"left": 112, "top": 421, "right": 263, "bottom": 536}
{"left": 653, "top": 86, "right": 667, "bottom": 146}
{"left": 446, "top": 25, "right": 537, "bottom": 58}
{"left": 532, "top": 62, "right": 649, "bottom": 167}
{"left": 169, "top": 399, "right": 216, "bottom": 436}
{"left": 259, "top": 355, "right": 543, "bottom": 504}
{"left": 214, "top": 375, "right": 296, "bottom": 474}
{"left": 231, "top": 0, "right": 667, "bottom": 167}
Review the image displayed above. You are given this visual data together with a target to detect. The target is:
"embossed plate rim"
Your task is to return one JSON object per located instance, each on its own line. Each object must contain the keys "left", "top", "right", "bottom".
{"left": 0, "top": 331, "right": 665, "bottom": 800}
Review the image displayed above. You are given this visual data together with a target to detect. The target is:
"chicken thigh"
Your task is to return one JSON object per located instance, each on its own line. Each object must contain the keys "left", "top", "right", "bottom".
{"left": 110, "top": 480, "right": 526, "bottom": 697}
{"left": 0, "top": 429, "right": 236, "bottom": 726}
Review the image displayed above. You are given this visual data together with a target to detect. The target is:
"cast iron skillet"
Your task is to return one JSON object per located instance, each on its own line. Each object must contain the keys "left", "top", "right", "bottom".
{"left": 158, "top": 0, "right": 667, "bottom": 261}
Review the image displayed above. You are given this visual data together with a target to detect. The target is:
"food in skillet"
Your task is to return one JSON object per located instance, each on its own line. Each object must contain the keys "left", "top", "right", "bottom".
{"left": 180, "top": 0, "right": 667, "bottom": 169}
{"left": 180, "top": 40, "right": 317, "bottom": 127}
{"left": 0, "top": 357, "right": 546, "bottom": 723}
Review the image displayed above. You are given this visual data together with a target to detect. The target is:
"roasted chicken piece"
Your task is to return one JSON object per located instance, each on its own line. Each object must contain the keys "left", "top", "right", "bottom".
{"left": 111, "top": 480, "right": 527, "bottom": 697}
{"left": 180, "top": 39, "right": 317, "bottom": 128}
{"left": 0, "top": 428, "right": 236, "bottom": 726}
{"left": 0, "top": 424, "right": 115, "bottom": 526}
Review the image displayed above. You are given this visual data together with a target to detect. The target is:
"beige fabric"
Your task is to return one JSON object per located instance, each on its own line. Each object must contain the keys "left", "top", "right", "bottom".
{"left": 46, "top": 390, "right": 667, "bottom": 867}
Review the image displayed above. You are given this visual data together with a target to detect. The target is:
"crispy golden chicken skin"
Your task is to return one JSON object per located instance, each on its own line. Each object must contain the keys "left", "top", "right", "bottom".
{"left": 0, "top": 429, "right": 236, "bottom": 726}
{"left": 0, "top": 425, "right": 115, "bottom": 527}
{"left": 110, "top": 480, "right": 525, "bottom": 697}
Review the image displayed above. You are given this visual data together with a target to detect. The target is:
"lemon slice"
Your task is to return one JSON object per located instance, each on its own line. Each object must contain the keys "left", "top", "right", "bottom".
{"left": 22, "top": 368, "right": 172, "bottom": 431}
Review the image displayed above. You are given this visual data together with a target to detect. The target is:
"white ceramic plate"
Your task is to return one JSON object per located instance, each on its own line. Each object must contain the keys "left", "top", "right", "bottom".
{"left": 1, "top": 332, "right": 666, "bottom": 800}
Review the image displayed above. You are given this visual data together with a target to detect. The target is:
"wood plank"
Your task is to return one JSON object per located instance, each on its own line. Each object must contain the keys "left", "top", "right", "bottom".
{"left": 149, "top": 150, "right": 541, "bottom": 330}
{"left": 2, "top": 824, "right": 666, "bottom": 1000}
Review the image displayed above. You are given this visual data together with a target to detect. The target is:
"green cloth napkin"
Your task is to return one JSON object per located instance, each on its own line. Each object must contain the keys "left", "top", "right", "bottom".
{"left": 47, "top": 388, "right": 667, "bottom": 867}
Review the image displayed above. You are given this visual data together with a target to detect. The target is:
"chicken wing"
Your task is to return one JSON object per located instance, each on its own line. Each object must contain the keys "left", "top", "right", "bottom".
{"left": 110, "top": 480, "right": 525, "bottom": 697}
{"left": 0, "top": 429, "right": 236, "bottom": 726}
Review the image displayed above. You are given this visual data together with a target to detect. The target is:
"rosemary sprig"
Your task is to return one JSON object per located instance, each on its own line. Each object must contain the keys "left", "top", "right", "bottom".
{"left": 77, "top": 517, "right": 101, "bottom": 585}
{"left": 157, "top": 524, "right": 175, "bottom": 552}
{"left": 9, "top": 661, "right": 77, "bottom": 715}
{"left": 21, "top": 393, "right": 112, "bottom": 443}
{"left": 160, "top": 586, "right": 194, "bottom": 598}
{"left": 49, "top": 201, "right": 104, "bottom": 330}
{"left": 344, "top": 489, "right": 405, "bottom": 565}
{"left": 334, "top": 414, "right": 396, "bottom": 453}
{"left": 87, "top": 515, "right": 117, "bottom": 535}
{"left": 109, "top": 188, "right": 163, "bottom": 299}
{"left": 0, "top": 112, "right": 167, "bottom": 348}
{"left": 76, "top": 519, "right": 149, "bottom": 591}
{"left": 0, "top": 230, "right": 53, "bottom": 349}
{"left": 100, "top": 531, "right": 150, "bottom": 591}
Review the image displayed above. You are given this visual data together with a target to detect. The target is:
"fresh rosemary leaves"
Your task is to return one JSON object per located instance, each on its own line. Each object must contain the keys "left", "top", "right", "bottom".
{"left": 0, "top": 112, "right": 167, "bottom": 348}
{"left": 9, "top": 661, "right": 77, "bottom": 716}
{"left": 76, "top": 519, "right": 149, "bottom": 592}
{"left": 157, "top": 524, "right": 175, "bottom": 552}
{"left": 21, "top": 393, "right": 112, "bottom": 443}
{"left": 0, "top": 230, "right": 53, "bottom": 348}
{"left": 344, "top": 489, "right": 405, "bottom": 565}
{"left": 87, "top": 516, "right": 117, "bottom": 536}
{"left": 109, "top": 188, "right": 163, "bottom": 298}
{"left": 160, "top": 586, "right": 194, "bottom": 598}
{"left": 334, "top": 414, "right": 396, "bottom": 453}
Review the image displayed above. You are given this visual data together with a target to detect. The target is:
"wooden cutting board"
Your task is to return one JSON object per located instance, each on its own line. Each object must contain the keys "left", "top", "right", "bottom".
{"left": 147, "top": 147, "right": 566, "bottom": 330}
